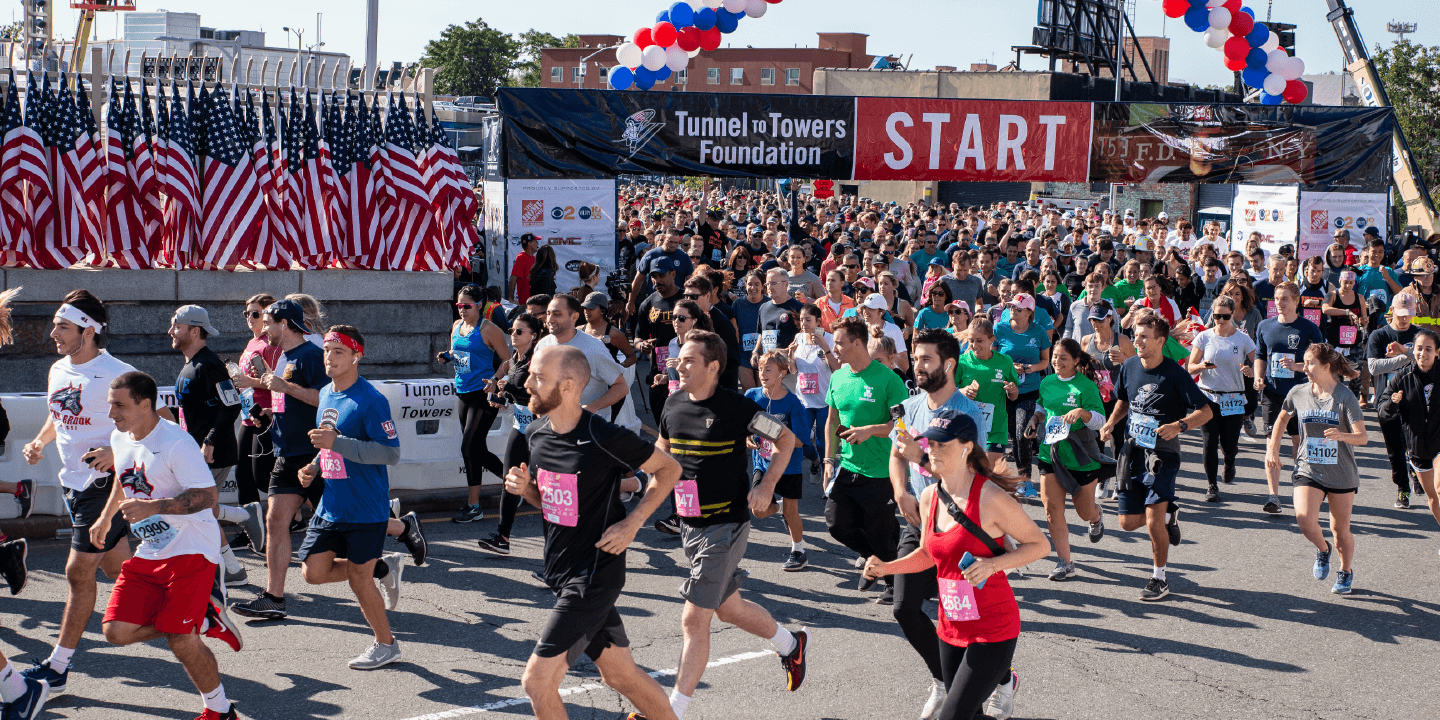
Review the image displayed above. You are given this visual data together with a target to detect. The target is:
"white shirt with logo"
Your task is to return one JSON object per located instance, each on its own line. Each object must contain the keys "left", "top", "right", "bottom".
{"left": 110, "top": 420, "right": 221, "bottom": 564}
{"left": 48, "top": 351, "right": 137, "bottom": 491}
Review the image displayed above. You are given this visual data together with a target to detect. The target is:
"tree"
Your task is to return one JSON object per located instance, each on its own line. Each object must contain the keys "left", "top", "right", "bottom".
{"left": 514, "top": 30, "right": 580, "bottom": 87}
{"left": 1373, "top": 39, "right": 1440, "bottom": 223}
{"left": 419, "top": 18, "right": 519, "bottom": 99}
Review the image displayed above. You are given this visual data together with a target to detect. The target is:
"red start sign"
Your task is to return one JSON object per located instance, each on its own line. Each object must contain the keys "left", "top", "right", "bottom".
{"left": 812, "top": 179, "right": 835, "bottom": 198}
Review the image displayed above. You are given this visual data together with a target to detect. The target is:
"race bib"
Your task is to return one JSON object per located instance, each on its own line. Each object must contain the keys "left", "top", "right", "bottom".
{"left": 453, "top": 350, "right": 472, "bottom": 376}
{"left": 1267, "top": 301, "right": 1278, "bottom": 318}
{"left": 512, "top": 405, "right": 534, "bottom": 433}
{"left": 1269, "top": 352, "right": 1294, "bottom": 379}
{"left": 654, "top": 345, "right": 671, "bottom": 366}
{"left": 1043, "top": 415, "right": 1071, "bottom": 445}
{"left": 1098, "top": 370, "right": 1114, "bottom": 403}
{"left": 674, "top": 478, "right": 701, "bottom": 517}
{"left": 975, "top": 401, "right": 995, "bottom": 440}
{"left": 1016, "top": 372, "right": 1029, "bottom": 386}
{"left": 1339, "top": 325, "right": 1358, "bottom": 346}
{"left": 798, "top": 372, "right": 820, "bottom": 394}
{"left": 762, "top": 329, "right": 779, "bottom": 352}
{"left": 938, "top": 577, "right": 980, "bottom": 622}
{"left": 318, "top": 448, "right": 347, "bottom": 479}
{"left": 1208, "top": 391, "right": 1245, "bottom": 417}
{"left": 1305, "top": 437, "right": 1339, "bottom": 465}
{"left": 742, "top": 333, "right": 759, "bottom": 352}
{"left": 1130, "top": 414, "right": 1160, "bottom": 449}
{"left": 132, "top": 515, "right": 178, "bottom": 550}
{"left": 1303, "top": 308, "right": 1322, "bottom": 326}
{"left": 178, "top": 407, "right": 188, "bottom": 433}
{"left": 755, "top": 436, "right": 774, "bottom": 460}
{"left": 668, "top": 379, "right": 680, "bottom": 394}
{"left": 537, "top": 468, "right": 579, "bottom": 527}
{"left": 1369, "top": 288, "right": 1386, "bottom": 301}
{"left": 273, "top": 392, "right": 286, "bottom": 414}
{"left": 240, "top": 389, "right": 255, "bottom": 419}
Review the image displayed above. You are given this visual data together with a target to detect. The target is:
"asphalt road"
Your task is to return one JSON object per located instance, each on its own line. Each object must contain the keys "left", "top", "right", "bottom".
{"left": 2, "top": 411, "right": 1438, "bottom": 720}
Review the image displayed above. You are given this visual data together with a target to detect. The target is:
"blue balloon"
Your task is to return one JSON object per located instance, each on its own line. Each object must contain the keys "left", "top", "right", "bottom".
{"left": 1183, "top": 8, "right": 1210, "bottom": 32}
{"left": 634, "top": 66, "right": 656, "bottom": 90}
{"left": 610, "top": 66, "right": 635, "bottom": 90}
{"left": 693, "top": 7, "right": 716, "bottom": 31}
{"left": 1241, "top": 67, "right": 1268, "bottom": 88}
{"left": 1246, "top": 25, "right": 1269, "bottom": 47}
{"left": 1246, "top": 47, "right": 1268, "bottom": 68}
{"left": 1260, "top": 92, "right": 1283, "bottom": 105}
{"left": 716, "top": 8, "right": 741, "bottom": 33}
{"left": 1241, "top": 6, "right": 1255, "bottom": 16}
{"left": 657, "top": 9, "right": 670, "bottom": 23}
{"left": 653, "top": 65, "right": 672, "bottom": 82}
{"left": 1188, "top": 0, "right": 1206, "bottom": 5}
{"left": 669, "top": 2, "right": 694, "bottom": 28}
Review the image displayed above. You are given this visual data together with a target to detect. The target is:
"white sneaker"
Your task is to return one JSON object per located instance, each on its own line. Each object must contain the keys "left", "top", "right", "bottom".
{"left": 983, "top": 669, "right": 1018, "bottom": 720}
{"left": 920, "top": 678, "right": 945, "bottom": 719}
{"left": 348, "top": 639, "right": 402, "bottom": 670}
{"left": 378, "top": 552, "right": 403, "bottom": 611}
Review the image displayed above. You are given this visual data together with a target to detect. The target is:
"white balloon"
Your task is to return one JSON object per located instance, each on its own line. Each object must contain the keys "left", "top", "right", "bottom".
{"left": 664, "top": 45, "right": 689, "bottom": 71}
{"left": 1262, "top": 73, "right": 1286, "bottom": 96}
{"left": 687, "top": 48, "right": 700, "bottom": 58}
{"left": 722, "top": 0, "right": 746, "bottom": 11}
{"left": 685, "top": 0, "right": 703, "bottom": 8}
{"left": 1281, "top": 56, "right": 1305, "bottom": 80}
{"left": 1265, "top": 48, "right": 1289, "bottom": 73}
{"left": 615, "top": 42, "right": 642, "bottom": 69}
{"left": 1203, "top": 28, "right": 1229, "bottom": 49}
{"left": 744, "top": 0, "right": 767, "bottom": 17}
{"left": 1207, "top": 8, "right": 1231, "bottom": 29}
{"left": 641, "top": 45, "right": 667, "bottom": 71}
{"left": 1261, "top": 31, "right": 1280, "bottom": 53}
{"left": 702, "top": 0, "right": 723, "bottom": 7}
{"left": 1205, "top": 0, "right": 1225, "bottom": 7}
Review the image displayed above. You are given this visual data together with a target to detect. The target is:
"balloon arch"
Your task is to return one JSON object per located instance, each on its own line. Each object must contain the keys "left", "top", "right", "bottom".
{"left": 607, "top": 0, "right": 781, "bottom": 91}
{"left": 1163, "top": 0, "right": 1309, "bottom": 104}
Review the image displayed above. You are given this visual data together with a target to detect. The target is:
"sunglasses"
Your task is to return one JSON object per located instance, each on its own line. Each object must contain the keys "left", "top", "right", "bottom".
{"left": 243, "top": 311, "right": 262, "bottom": 319}
{"left": 683, "top": 293, "right": 702, "bottom": 300}
{"left": 844, "top": 264, "right": 859, "bottom": 269}
{"left": 1212, "top": 313, "right": 1232, "bottom": 322}
{"left": 673, "top": 315, "right": 695, "bottom": 323}
{"left": 510, "top": 328, "right": 528, "bottom": 335}
{"left": 455, "top": 303, "right": 475, "bottom": 310}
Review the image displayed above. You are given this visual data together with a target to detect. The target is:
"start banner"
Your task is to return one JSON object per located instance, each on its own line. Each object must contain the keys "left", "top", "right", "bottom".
{"left": 506, "top": 179, "right": 618, "bottom": 292}
{"left": 1297, "top": 191, "right": 1389, "bottom": 260}
{"left": 851, "top": 98, "right": 1092, "bottom": 182}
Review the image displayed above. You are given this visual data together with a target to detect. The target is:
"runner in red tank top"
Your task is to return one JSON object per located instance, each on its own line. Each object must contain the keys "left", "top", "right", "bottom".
{"left": 864, "top": 407, "right": 1049, "bottom": 720}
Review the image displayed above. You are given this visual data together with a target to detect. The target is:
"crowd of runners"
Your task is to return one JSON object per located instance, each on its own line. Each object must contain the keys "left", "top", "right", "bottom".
{"left": 0, "top": 184, "right": 1433, "bottom": 720}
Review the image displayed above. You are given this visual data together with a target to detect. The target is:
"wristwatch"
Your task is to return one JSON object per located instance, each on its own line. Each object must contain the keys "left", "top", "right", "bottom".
{"left": 1177, "top": 420, "right": 1189, "bottom": 432}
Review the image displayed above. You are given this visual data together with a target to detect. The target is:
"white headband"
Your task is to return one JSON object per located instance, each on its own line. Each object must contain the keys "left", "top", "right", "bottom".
{"left": 55, "top": 303, "right": 103, "bottom": 332}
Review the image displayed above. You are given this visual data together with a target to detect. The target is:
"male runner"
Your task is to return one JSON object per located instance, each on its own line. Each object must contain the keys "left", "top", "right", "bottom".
{"left": 506, "top": 345, "right": 681, "bottom": 720}
{"left": 92, "top": 371, "right": 242, "bottom": 720}
{"left": 659, "top": 332, "right": 812, "bottom": 718}
{"left": 167, "top": 305, "right": 252, "bottom": 587}
{"left": 295, "top": 326, "right": 419, "bottom": 670}
{"left": 21, "top": 290, "right": 136, "bottom": 693}
{"left": 1101, "top": 314, "right": 1212, "bottom": 601}
{"left": 535, "top": 295, "right": 630, "bottom": 414}
{"left": 1253, "top": 283, "right": 1324, "bottom": 514}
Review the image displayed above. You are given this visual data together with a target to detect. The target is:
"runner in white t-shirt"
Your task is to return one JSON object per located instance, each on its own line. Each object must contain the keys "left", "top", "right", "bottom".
{"left": 91, "top": 370, "right": 242, "bottom": 720}
{"left": 787, "top": 305, "right": 841, "bottom": 478}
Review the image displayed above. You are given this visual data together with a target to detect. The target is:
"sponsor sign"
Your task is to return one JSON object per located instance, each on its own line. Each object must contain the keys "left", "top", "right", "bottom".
{"left": 1230, "top": 184, "right": 1299, "bottom": 256}
{"left": 506, "top": 179, "right": 617, "bottom": 292}
{"left": 1296, "top": 191, "right": 1389, "bottom": 260}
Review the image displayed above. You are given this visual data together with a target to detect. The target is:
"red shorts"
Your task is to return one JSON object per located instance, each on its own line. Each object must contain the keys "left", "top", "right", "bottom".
{"left": 103, "top": 554, "right": 216, "bottom": 636}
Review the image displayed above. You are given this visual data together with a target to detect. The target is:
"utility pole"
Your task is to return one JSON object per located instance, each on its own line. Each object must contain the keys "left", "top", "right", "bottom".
{"left": 364, "top": 0, "right": 378, "bottom": 90}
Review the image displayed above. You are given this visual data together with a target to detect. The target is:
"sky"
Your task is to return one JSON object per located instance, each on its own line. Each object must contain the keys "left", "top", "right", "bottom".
{"left": 41, "top": 0, "right": 1435, "bottom": 89}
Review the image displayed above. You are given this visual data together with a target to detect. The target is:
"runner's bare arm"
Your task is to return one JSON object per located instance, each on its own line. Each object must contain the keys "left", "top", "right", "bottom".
{"left": 964, "top": 484, "right": 1051, "bottom": 584}
{"left": 598, "top": 444, "right": 680, "bottom": 554}
{"left": 1099, "top": 399, "right": 1129, "bottom": 443}
{"left": 23, "top": 416, "right": 56, "bottom": 463}
{"left": 87, "top": 476, "right": 128, "bottom": 550}
{"left": 583, "top": 373, "right": 629, "bottom": 413}
{"left": 146, "top": 486, "right": 218, "bottom": 518}
{"left": 749, "top": 427, "right": 796, "bottom": 513}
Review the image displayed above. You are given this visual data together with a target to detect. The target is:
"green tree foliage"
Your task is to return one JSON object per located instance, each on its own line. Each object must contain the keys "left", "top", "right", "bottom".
{"left": 514, "top": 31, "right": 580, "bottom": 87}
{"left": 1373, "top": 39, "right": 1440, "bottom": 221}
{"left": 419, "top": 19, "right": 519, "bottom": 98}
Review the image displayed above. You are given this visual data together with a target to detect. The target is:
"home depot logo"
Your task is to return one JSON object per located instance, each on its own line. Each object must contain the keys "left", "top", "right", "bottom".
{"left": 1310, "top": 209, "right": 1329, "bottom": 232}
{"left": 520, "top": 200, "right": 544, "bottom": 227}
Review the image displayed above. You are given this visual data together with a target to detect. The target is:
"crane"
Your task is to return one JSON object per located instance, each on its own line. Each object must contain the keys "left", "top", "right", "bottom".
{"left": 67, "top": 0, "right": 135, "bottom": 79}
{"left": 1325, "top": 0, "right": 1438, "bottom": 236}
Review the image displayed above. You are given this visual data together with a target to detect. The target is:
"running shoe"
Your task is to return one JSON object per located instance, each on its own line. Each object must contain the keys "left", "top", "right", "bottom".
{"left": 378, "top": 552, "right": 403, "bottom": 611}
{"left": 1139, "top": 577, "right": 1170, "bottom": 601}
{"left": 620, "top": 714, "right": 647, "bottom": 720}
{"left": 389, "top": 498, "right": 401, "bottom": 519}
{"left": 1222, "top": 465, "right": 1236, "bottom": 485}
{"left": 920, "top": 678, "right": 946, "bottom": 720}
{"left": 875, "top": 585, "right": 894, "bottom": 606}
{"left": 1166, "top": 507, "right": 1181, "bottom": 546}
{"left": 228, "top": 531, "right": 251, "bottom": 551}
{"left": 779, "top": 627, "right": 811, "bottom": 691}
{"left": 1205, "top": 484, "right": 1220, "bottom": 503}
{"left": 477, "top": 533, "right": 511, "bottom": 556}
{"left": 982, "top": 669, "right": 1019, "bottom": 720}
{"left": 1331, "top": 569, "right": 1353, "bottom": 595}
{"left": 0, "top": 539, "right": 28, "bottom": 596}
{"left": 1048, "top": 561, "right": 1076, "bottom": 581}
{"left": 398, "top": 512, "right": 427, "bottom": 566}
{"left": 653, "top": 514, "right": 682, "bottom": 536}
{"left": 1021, "top": 480, "right": 1040, "bottom": 500}
{"left": 1313, "top": 542, "right": 1332, "bottom": 581}
{"left": 1098, "top": 481, "right": 1116, "bottom": 502}
{"left": 1263, "top": 496, "right": 1282, "bottom": 515}
{"left": 194, "top": 706, "right": 238, "bottom": 720}
{"left": 239, "top": 501, "right": 266, "bottom": 554}
{"left": 859, "top": 572, "right": 878, "bottom": 592}
{"left": 1088, "top": 517, "right": 1105, "bottom": 543}
{"left": 1395, "top": 491, "right": 1411, "bottom": 509}
{"left": 203, "top": 600, "right": 244, "bottom": 653}
{"left": 223, "top": 564, "right": 248, "bottom": 588}
{"left": 347, "top": 640, "right": 402, "bottom": 670}
{"left": 1242, "top": 418, "right": 1261, "bottom": 439}
{"left": 1, "top": 676, "right": 49, "bottom": 720}
{"left": 13, "top": 479, "right": 34, "bottom": 519}
{"left": 19, "top": 664, "right": 65, "bottom": 697}
{"left": 452, "top": 505, "right": 483, "bottom": 523}
{"left": 230, "top": 593, "right": 287, "bottom": 620}
{"left": 781, "top": 550, "right": 808, "bottom": 572}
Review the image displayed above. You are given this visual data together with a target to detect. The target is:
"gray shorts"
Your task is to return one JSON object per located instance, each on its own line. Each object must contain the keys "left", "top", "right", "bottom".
{"left": 679, "top": 521, "right": 750, "bottom": 610}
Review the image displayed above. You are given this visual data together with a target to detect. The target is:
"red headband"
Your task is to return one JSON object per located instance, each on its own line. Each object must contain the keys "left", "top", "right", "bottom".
{"left": 324, "top": 331, "right": 364, "bottom": 354}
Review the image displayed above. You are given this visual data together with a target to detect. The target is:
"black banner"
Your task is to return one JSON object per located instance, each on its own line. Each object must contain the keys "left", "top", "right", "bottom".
{"left": 1090, "top": 103, "right": 1395, "bottom": 192}
{"left": 498, "top": 88, "right": 855, "bottom": 180}
{"left": 481, "top": 115, "right": 504, "bottom": 182}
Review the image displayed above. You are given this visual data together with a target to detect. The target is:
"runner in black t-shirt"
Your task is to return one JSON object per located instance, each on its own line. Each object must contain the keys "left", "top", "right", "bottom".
{"left": 506, "top": 344, "right": 681, "bottom": 720}
{"left": 754, "top": 268, "right": 804, "bottom": 362}
{"left": 658, "top": 332, "right": 812, "bottom": 715}
{"left": 636, "top": 256, "right": 685, "bottom": 420}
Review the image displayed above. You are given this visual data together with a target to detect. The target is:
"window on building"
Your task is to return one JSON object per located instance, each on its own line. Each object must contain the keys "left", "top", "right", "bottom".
{"left": 677, "top": 68, "right": 687, "bottom": 84}
{"left": 1141, "top": 199, "right": 1165, "bottom": 219}
{"left": 707, "top": 67, "right": 720, "bottom": 84}
{"left": 550, "top": 66, "right": 562, "bottom": 83}
{"left": 598, "top": 66, "right": 610, "bottom": 83}
{"left": 571, "top": 67, "right": 583, "bottom": 83}
{"left": 730, "top": 68, "right": 743, "bottom": 85}
{"left": 786, "top": 68, "right": 800, "bottom": 85}
{"left": 760, "top": 68, "right": 774, "bottom": 85}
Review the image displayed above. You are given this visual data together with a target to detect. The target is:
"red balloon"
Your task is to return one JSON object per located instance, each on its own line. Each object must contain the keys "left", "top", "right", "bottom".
{"left": 765, "top": 0, "right": 782, "bottom": 3}
{"left": 652, "top": 21, "right": 677, "bottom": 48}
{"left": 1162, "top": 0, "right": 1188, "bottom": 19}
{"left": 1229, "top": 12, "right": 1254, "bottom": 38}
{"left": 1223, "top": 36, "right": 1251, "bottom": 59}
{"left": 676, "top": 26, "right": 702, "bottom": 52}
{"left": 1223, "top": 55, "right": 1248, "bottom": 71}
{"left": 634, "top": 27, "right": 654, "bottom": 49}
{"left": 700, "top": 26, "right": 722, "bottom": 52}
{"left": 1223, "top": 0, "right": 1241, "bottom": 10}
{"left": 1283, "top": 79, "right": 1308, "bottom": 104}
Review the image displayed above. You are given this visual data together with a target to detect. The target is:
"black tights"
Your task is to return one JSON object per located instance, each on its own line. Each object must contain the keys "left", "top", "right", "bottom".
{"left": 497, "top": 427, "right": 529, "bottom": 538}
{"left": 1201, "top": 411, "right": 1243, "bottom": 485}
{"left": 235, "top": 422, "right": 275, "bottom": 505}
{"left": 938, "top": 637, "right": 1016, "bottom": 720}
{"left": 1007, "top": 392, "right": 1040, "bottom": 475}
{"left": 457, "top": 390, "right": 504, "bottom": 487}
{"left": 893, "top": 524, "right": 943, "bottom": 681}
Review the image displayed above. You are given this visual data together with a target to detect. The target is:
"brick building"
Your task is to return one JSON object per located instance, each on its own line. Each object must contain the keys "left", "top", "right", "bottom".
{"left": 1063, "top": 36, "right": 1170, "bottom": 85}
{"left": 540, "top": 32, "right": 878, "bottom": 94}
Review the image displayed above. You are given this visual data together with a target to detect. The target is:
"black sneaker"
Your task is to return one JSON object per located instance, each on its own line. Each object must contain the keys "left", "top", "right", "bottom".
{"left": 1396, "top": 491, "right": 1411, "bottom": 509}
{"left": 1087, "top": 517, "right": 1105, "bottom": 543}
{"left": 859, "top": 573, "right": 878, "bottom": 592}
{"left": 1222, "top": 465, "right": 1235, "bottom": 485}
{"left": 874, "top": 585, "right": 894, "bottom": 606}
{"left": 452, "top": 505, "right": 483, "bottom": 524}
{"left": 1140, "top": 577, "right": 1170, "bottom": 601}
{"left": 0, "top": 538, "right": 27, "bottom": 596}
{"left": 397, "top": 512, "right": 427, "bottom": 566}
{"left": 1166, "top": 507, "right": 1181, "bottom": 546}
{"left": 1205, "top": 485, "right": 1220, "bottom": 503}
{"left": 781, "top": 550, "right": 807, "bottom": 572}
{"left": 477, "top": 533, "right": 511, "bottom": 556}
{"left": 13, "top": 479, "right": 34, "bottom": 519}
{"left": 1262, "top": 497, "right": 1282, "bottom": 515}
{"left": 653, "top": 514, "right": 682, "bottom": 536}
{"left": 230, "top": 593, "right": 287, "bottom": 620}
{"left": 228, "top": 530, "right": 251, "bottom": 551}
{"left": 779, "top": 627, "right": 811, "bottom": 691}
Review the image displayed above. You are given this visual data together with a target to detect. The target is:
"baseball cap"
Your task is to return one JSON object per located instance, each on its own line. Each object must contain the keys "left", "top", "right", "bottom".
{"left": 1157, "top": 212, "right": 1169, "bottom": 220}
{"left": 581, "top": 292, "right": 609, "bottom": 311}
{"left": 862, "top": 293, "right": 888, "bottom": 310}
{"left": 917, "top": 406, "right": 980, "bottom": 444}
{"left": 264, "top": 299, "right": 312, "bottom": 334}
{"left": 1087, "top": 303, "right": 1114, "bottom": 322}
{"left": 945, "top": 300, "right": 972, "bottom": 315}
{"left": 928, "top": 256, "right": 949, "bottom": 267}
{"left": 649, "top": 256, "right": 677, "bottom": 275}
{"left": 1123, "top": 209, "right": 1135, "bottom": 218}
{"left": 629, "top": 220, "right": 643, "bottom": 228}
{"left": 1363, "top": 226, "right": 1381, "bottom": 238}
{"left": 1392, "top": 293, "right": 1418, "bottom": 317}
{"left": 1008, "top": 293, "right": 1036, "bottom": 311}
{"left": 172, "top": 305, "right": 219, "bottom": 336}
{"left": 1062, "top": 210, "right": 1075, "bottom": 219}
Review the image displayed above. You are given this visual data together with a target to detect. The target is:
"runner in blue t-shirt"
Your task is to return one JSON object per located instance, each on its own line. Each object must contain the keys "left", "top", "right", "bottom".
{"left": 993, "top": 294, "right": 1054, "bottom": 482}
{"left": 745, "top": 352, "right": 814, "bottom": 571}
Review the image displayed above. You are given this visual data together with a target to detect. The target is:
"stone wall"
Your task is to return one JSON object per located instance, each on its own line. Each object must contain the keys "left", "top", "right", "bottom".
{"left": 0, "top": 268, "right": 456, "bottom": 392}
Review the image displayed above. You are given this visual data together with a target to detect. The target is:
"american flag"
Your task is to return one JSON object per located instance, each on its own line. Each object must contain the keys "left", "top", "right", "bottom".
{"left": 135, "top": 80, "right": 163, "bottom": 252}
{"left": 73, "top": 76, "right": 108, "bottom": 261}
{"left": 299, "top": 90, "right": 337, "bottom": 266}
{"left": 337, "top": 92, "right": 379, "bottom": 268}
{"left": 161, "top": 82, "right": 200, "bottom": 266}
{"left": 380, "top": 91, "right": 440, "bottom": 271}
{"left": 196, "top": 84, "right": 263, "bottom": 270}
{"left": 278, "top": 89, "right": 309, "bottom": 265}
{"left": 252, "top": 89, "right": 292, "bottom": 268}
{"left": 51, "top": 73, "right": 104, "bottom": 265}
{"left": 419, "top": 100, "right": 477, "bottom": 269}
{"left": 321, "top": 91, "right": 349, "bottom": 263}
{"left": 103, "top": 80, "right": 150, "bottom": 268}
{"left": 0, "top": 71, "right": 42, "bottom": 267}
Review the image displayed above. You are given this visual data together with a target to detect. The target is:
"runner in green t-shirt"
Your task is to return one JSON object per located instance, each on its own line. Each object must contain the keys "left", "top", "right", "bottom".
{"left": 1036, "top": 338, "right": 1108, "bottom": 582}
{"left": 955, "top": 317, "right": 1019, "bottom": 455}
{"left": 826, "top": 356, "right": 908, "bottom": 477}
